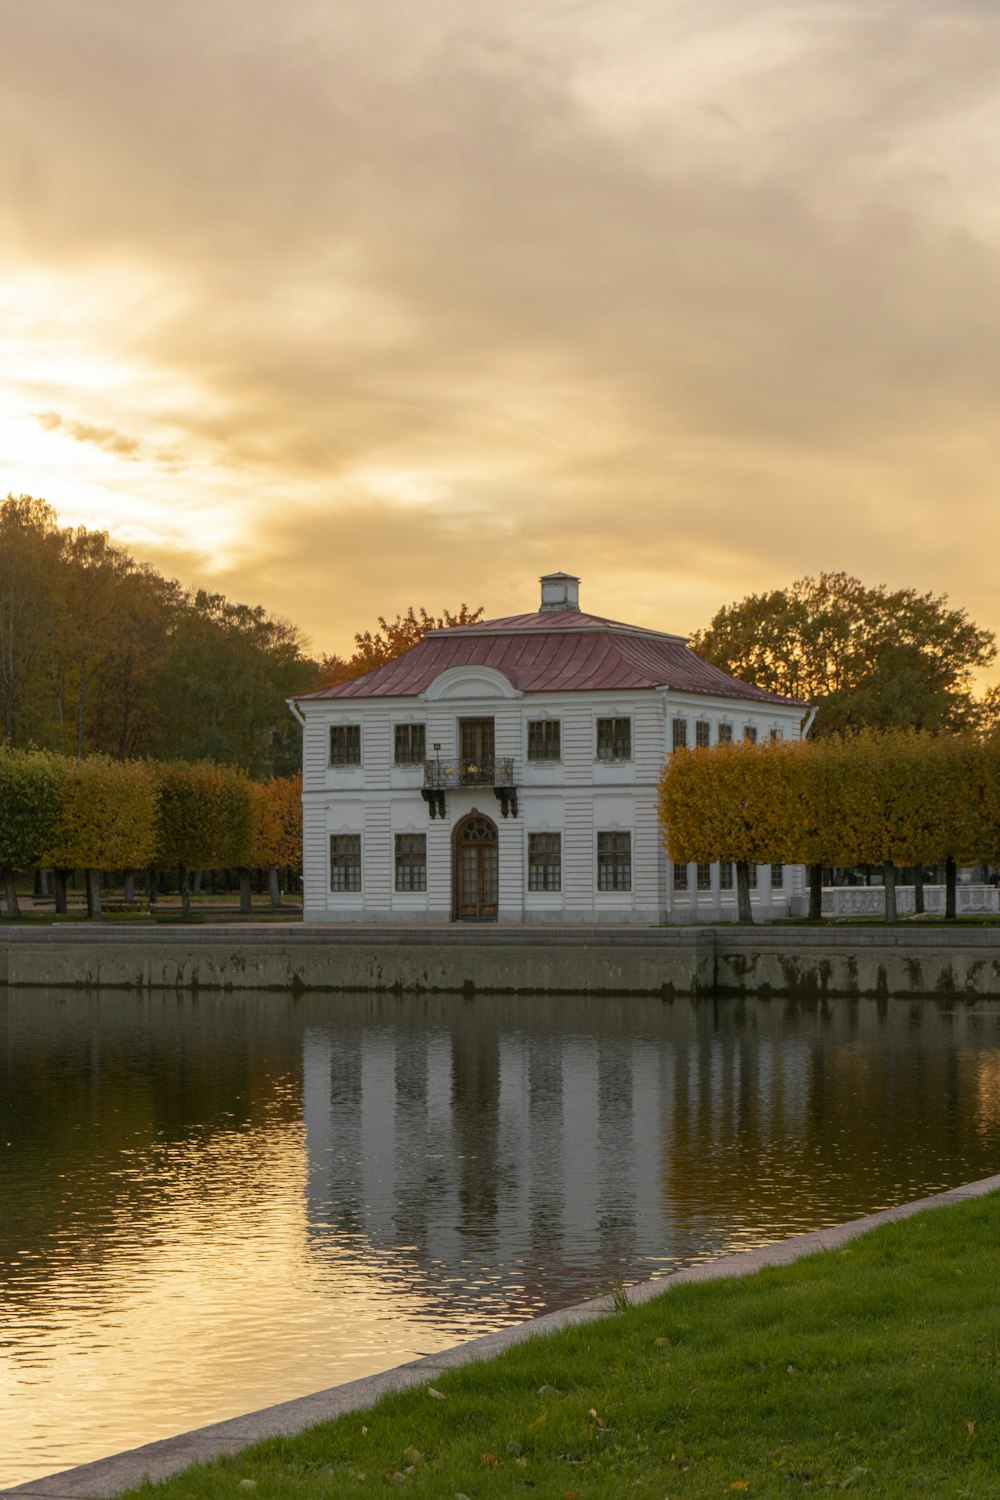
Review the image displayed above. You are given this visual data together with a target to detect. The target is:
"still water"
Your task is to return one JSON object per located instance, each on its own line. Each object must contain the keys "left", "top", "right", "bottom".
{"left": 2, "top": 989, "right": 1000, "bottom": 1485}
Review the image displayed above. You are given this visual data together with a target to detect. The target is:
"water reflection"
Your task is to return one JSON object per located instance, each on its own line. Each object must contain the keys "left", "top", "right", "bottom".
{"left": 2, "top": 990, "right": 1000, "bottom": 1484}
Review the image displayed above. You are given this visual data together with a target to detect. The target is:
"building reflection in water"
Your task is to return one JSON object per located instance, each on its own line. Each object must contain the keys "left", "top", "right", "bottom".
{"left": 301, "top": 995, "right": 1000, "bottom": 1323}
{"left": 4, "top": 990, "right": 1000, "bottom": 1486}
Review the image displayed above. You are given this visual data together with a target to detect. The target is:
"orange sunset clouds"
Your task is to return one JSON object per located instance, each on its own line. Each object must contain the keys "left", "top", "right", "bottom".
{"left": 2, "top": 0, "right": 1000, "bottom": 660}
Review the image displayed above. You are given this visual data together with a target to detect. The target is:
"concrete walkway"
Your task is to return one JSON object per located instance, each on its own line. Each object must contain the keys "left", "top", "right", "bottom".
{"left": 5, "top": 1172, "right": 999, "bottom": 1499}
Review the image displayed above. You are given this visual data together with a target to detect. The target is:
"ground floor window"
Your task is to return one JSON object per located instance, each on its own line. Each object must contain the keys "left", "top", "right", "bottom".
{"left": 770, "top": 863, "right": 784, "bottom": 889}
{"left": 719, "top": 862, "right": 733, "bottom": 890}
{"left": 673, "top": 861, "right": 689, "bottom": 891}
{"left": 597, "top": 831, "right": 631, "bottom": 891}
{"left": 330, "top": 834, "right": 361, "bottom": 891}
{"left": 696, "top": 862, "right": 712, "bottom": 891}
{"left": 528, "top": 832, "right": 561, "bottom": 891}
{"left": 395, "top": 833, "right": 427, "bottom": 891}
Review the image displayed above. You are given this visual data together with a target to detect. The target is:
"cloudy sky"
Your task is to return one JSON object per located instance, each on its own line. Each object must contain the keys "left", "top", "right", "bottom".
{"left": 2, "top": 0, "right": 999, "bottom": 664}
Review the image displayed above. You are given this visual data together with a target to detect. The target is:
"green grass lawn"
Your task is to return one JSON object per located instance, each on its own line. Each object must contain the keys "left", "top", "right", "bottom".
{"left": 125, "top": 1192, "right": 1000, "bottom": 1498}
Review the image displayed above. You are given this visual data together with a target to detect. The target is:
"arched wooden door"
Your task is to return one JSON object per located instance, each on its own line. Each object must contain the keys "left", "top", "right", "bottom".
{"left": 453, "top": 812, "right": 499, "bottom": 921}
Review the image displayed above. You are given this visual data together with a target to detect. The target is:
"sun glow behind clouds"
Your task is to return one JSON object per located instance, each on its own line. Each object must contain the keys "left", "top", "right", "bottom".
{"left": 4, "top": 0, "right": 1000, "bottom": 662}
{"left": 0, "top": 260, "right": 261, "bottom": 569}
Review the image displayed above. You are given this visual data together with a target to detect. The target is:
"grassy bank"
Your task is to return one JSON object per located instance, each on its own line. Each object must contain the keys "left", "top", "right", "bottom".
{"left": 125, "top": 1193, "right": 1000, "bottom": 1499}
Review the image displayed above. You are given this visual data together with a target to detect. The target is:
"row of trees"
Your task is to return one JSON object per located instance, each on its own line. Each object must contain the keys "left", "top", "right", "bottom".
{"left": 0, "top": 747, "right": 301, "bottom": 920}
{"left": 0, "top": 496, "right": 314, "bottom": 773}
{"left": 658, "top": 732, "right": 1000, "bottom": 924}
{"left": 0, "top": 494, "right": 484, "bottom": 772}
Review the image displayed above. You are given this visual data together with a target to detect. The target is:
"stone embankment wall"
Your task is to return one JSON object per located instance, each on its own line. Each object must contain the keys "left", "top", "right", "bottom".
{"left": 2, "top": 925, "right": 1000, "bottom": 997}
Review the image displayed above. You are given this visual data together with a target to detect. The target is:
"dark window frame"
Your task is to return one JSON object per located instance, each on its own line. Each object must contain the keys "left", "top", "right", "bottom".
{"left": 330, "top": 834, "right": 362, "bottom": 891}
{"left": 394, "top": 833, "right": 427, "bottom": 891}
{"left": 527, "top": 719, "right": 562, "bottom": 762}
{"left": 596, "top": 716, "right": 632, "bottom": 763}
{"left": 597, "top": 830, "right": 631, "bottom": 891}
{"left": 329, "top": 724, "right": 361, "bottom": 767}
{"left": 673, "top": 861, "right": 689, "bottom": 891}
{"left": 528, "top": 832, "right": 561, "bottom": 891}
{"left": 695, "top": 720, "right": 711, "bottom": 748}
{"left": 394, "top": 723, "right": 426, "bottom": 765}
{"left": 671, "top": 718, "right": 688, "bottom": 751}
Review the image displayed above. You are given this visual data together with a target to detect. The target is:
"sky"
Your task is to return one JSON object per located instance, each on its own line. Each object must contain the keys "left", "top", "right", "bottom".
{"left": 2, "top": 0, "right": 1000, "bottom": 668}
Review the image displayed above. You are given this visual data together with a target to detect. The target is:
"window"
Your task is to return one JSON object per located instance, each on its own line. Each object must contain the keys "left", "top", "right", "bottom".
{"left": 527, "top": 720, "right": 561, "bottom": 761}
{"left": 769, "top": 727, "right": 783, "bottom": 743}
{"left": 528, "top": 832, "right": 561, "bottom": 891}
{"left": 717, "top": 723, "right": 733, "bottom": 744}
{"left": 750, "top": 864, "right": 758, "bottom": 888}
{"left": 597, "top": 831, "right": 631, "bottom": 891}
{"left": 696, "top": 862, "right": 712, "bottom": 891}
{"left": 330, "top": 724, "right": 361, "bottom": 766}
{"left": 673, "top": 861, "right": 689, "bottom": 891}
{"left": 695, "top": 720, "right": 711, "bottom": 748}
{"left": 671, "top": 719, "right": 688, "bottom": 751}
{"left": 394, "top": 724, "right": 426, "bottom": 765}
{"left": 596, "top": 717, "right": 631, "bottom": 761}
{"left": 719, "top": 862, "right": 734, "bottom": 890}
{"left": 330, "top": 835, "right": 361, "bottom": 891}
{"left": 394, "top": 834, "right": 426, "bottom": 891}
{"left": 459, "top": 717, "right": 495, "bottom": 782}
{"left": 770, "top": 863, "right": 784, "bottom": 889}
{"left": 743, "top": 725, "right": 758, "bottom": 744}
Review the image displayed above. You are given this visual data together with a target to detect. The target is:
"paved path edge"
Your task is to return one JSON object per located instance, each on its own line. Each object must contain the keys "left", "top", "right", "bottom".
{"left": 7, "top": 1172, "right": 1000, "bottom": 1499}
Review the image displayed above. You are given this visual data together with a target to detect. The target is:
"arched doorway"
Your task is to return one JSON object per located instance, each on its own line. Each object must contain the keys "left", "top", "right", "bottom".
{"left": 453, "top": 811, "right": 499, "bottom": 921}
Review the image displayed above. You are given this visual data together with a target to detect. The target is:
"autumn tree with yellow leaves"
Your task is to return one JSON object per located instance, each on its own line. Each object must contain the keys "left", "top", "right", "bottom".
{"left": 43, "top": 756, "right": 157, "bottom": 918}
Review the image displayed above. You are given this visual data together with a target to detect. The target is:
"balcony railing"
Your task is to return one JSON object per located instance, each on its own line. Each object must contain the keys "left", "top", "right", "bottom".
{"left": 423, "top": 756, "right": 517, "bottom": 790}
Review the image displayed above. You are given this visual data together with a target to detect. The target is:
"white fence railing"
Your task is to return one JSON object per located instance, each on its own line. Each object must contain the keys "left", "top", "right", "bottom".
{"left": 821, "top": 885, "right": 1000, "bottom": 918}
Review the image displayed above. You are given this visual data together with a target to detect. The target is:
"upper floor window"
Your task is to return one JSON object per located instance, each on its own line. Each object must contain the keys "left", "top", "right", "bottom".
{"left": 596, "top": 717, "right": 631, "bottom": 762}
{"left": 695, "top": 720, "right": 711, "bottom": 748}
{"left": 743, "top": 725, "right": 758, "bottom": 745}
{"left": 527, "top": 719, "right": 561, "bottom": 761}
{"left": 330, "top": 834, "right": 361, "bottom": 891}
{"left": 394, "top": 834, "right": 427, "bottom": 891}
{"left": 394, "top": 723, "right": 426, "bottom": 765}
{"left": 671, "top": 719, "right": 688, "bottom": 751}
{"left": 528, "top": 832, "right": 561, "bottom": 891}
{"left": 717, "top": 723, "right": 733, "bottom": 744}
{"left": 330, "top": 724, "right": 361, "bottom": 766}
{"left": 597, "top": 831, "right": 631, "bottom": 891}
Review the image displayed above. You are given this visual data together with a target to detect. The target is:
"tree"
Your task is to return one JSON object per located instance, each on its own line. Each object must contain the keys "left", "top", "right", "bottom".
{"left": 43, "top": 757, "right": 157, "bottom": 918}
{"left": 0, "top": 496, "right": 64, "bottom": 746}
{"left": 154, "top": 761, "right": 255, "bottom": 917}
{"left": 316, "top": 604, "right": 484, "bottom": 687}
{"left": 691, "top": 574, "right": 996, "bottom": 737}
{"left": 0, "top": 747, "right": 64, "bottom": 916}
{"left": 657, "top": 741, "right": 793, "bottom": 923}
{"left": 154, "top": 592, "right": 314, "bottom": 775}
{"left": 249, "top": 774, "right": 302, "bottom": 906}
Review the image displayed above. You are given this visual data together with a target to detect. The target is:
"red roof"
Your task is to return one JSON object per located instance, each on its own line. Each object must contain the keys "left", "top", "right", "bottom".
{"left": 299, "top": 608, "right": 806, "bottom": 707}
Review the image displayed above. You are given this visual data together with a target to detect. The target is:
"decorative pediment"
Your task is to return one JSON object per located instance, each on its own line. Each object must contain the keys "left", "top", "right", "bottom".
{"left": 420, "top": 665, "right": 521, "bottom": 701}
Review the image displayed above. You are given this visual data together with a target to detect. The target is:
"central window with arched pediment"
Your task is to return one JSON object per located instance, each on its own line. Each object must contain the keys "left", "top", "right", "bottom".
{"left": 453, "top": 811, "right": 498, "bottom": 921}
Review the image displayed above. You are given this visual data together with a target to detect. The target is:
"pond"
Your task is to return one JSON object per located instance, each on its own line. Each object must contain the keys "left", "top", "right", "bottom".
{"left": 2, "top": 988, "right": 1000, "bottom": 1485}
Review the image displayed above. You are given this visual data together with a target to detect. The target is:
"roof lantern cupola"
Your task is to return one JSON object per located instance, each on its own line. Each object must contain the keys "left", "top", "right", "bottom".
{"left": 539, "top": 572, "right": 580, "bottom": 612}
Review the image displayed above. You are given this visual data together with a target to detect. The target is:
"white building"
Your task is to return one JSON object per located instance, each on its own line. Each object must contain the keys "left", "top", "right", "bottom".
{"left": 291, "top": 574, "right": 810, "bottom": 924}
